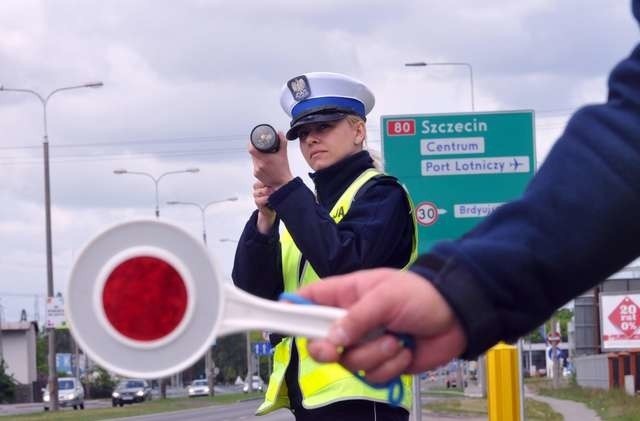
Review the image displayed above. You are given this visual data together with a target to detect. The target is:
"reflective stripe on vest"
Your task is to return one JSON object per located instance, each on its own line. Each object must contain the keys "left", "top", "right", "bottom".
{"left": 257, "top": 168, "right": 418, "bottom": 414}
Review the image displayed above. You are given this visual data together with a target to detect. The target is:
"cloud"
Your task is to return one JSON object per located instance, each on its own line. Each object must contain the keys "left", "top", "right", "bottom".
{"left": 0, "top": 0, "right": 637, "bottom": 323}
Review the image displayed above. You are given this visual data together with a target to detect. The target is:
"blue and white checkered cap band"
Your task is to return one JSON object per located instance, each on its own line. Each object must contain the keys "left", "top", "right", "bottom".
{"left": 291, "top": 96, "right": 366, "bottom": 120}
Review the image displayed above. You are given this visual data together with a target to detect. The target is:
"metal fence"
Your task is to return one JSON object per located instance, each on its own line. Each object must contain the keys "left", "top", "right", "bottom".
{"left": 574, "top": 354, "right": 609, "bottom": 390}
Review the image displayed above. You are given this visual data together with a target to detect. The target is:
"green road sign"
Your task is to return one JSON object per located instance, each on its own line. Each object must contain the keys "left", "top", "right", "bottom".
{"left": 382, "top": 110, "right": 536, "bottom": 253}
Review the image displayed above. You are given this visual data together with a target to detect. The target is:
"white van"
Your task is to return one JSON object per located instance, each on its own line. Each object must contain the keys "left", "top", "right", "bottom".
{"left": 43, "top": 377, "right": 85, "bottom": 411}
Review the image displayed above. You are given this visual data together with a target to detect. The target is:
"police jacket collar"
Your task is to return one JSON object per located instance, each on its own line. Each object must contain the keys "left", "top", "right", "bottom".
{"left": 309, "top": 150, "right": 374, "bottom": 209}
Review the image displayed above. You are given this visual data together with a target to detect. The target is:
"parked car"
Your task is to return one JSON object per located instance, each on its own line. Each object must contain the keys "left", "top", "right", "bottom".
{"left": 243, "top": 375, "right": 264, "bottom": 393}
{"left": 112, "top": 379, "right": 152, "bottom": 407}
{"left": 188, "top": 379, "right": 211, "bottom": 397}
{"left": 43, "top": 377, "right": 85, "bottom": 411}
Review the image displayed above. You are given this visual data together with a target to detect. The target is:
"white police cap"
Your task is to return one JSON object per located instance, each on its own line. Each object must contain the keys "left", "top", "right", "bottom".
{"left": 280, "top": 72, "right": 375, "bottom": 140}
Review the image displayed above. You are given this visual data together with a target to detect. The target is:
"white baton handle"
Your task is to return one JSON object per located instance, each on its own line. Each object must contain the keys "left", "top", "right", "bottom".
{"left": 217, "top": 283, "right": 346, "bottom": 338}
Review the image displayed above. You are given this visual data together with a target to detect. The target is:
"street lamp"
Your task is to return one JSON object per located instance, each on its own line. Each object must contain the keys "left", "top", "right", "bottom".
{"left": 167, "top": 196, "right": 237, "bottom": 395}
{"left": 166, "top": 197, "right": 238, "bottom": 244}
{"left": 113, "top": 168, "right": 200, "bottom": 218}
{"left": 0, "top": 81, "right": 103, "bottom": 411}
{"left": 405, "top": 61, "right": 475, "bottom": 111}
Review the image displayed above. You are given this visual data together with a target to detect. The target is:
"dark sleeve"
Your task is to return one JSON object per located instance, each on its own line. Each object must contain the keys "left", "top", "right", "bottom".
{"left": 411, "top": 37, "right": 640, "bottom": 359}
{"left": 231, "top": 210, "right": 283, "bottom": 300}
{"left": 268, "top": 176, "right": 413, "bottom": 278}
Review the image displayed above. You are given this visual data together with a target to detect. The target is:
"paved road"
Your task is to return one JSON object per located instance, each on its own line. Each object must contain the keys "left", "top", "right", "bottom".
{"left": 1, "top": 386, "right": 599, "bottom": 421}
{"left": 104, "top": 400, "right": 293, "bottom": 421}
{"left": 0, "top": 399, "right": 113, "bottom": 416}
{"left": 104, "top": 399, "right": 486, "bottom": 421}
{"left": 0, "top": 385, "right": 238, "bottom": 417}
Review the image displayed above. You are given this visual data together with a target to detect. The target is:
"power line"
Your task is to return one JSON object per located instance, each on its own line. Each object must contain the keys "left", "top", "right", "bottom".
{"left": 0, "top": 292, "right": 45, "bottom": 298}
{"left": 0, "top": 108, "right": 574, "bottom": 166}
{"left": 0, "top": 133, "right": 248, "bottom": 151}
{"left": 0, "top": 146, "right": 249, "bottom": 166}
{"left": 0, "top": 107, "right": 575, "bottom": 152}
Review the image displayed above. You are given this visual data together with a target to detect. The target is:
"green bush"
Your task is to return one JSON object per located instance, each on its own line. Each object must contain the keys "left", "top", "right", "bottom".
{"left": 0, "top": 359, "right": 16, "bottom": 403}
{"left": 85, "top": 367, "right": 116, "bottom": 399}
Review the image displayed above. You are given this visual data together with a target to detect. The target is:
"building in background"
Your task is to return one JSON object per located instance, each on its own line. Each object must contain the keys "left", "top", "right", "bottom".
{"left": 2, "top": 321, "right": 38, "bottom": 384}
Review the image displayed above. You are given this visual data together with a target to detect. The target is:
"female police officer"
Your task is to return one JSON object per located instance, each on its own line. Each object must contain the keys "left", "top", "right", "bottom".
{"left": 232, "top": 72, "right": 417, "bottom": 421}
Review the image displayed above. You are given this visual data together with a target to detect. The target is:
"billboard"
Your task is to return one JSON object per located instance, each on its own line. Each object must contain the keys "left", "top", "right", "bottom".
{"left": 600, "top": 293, "right": 640, "bottom": 350}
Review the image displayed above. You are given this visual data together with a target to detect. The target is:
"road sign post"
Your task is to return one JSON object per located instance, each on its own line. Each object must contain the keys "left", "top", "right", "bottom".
{"left": 547, "top": 329, "right": 562, "bottom": 387}
{"left": 382, "top": 111, "right": 536, "bottom": 252}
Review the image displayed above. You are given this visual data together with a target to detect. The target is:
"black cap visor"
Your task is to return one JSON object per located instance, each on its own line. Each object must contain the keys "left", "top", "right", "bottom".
{"left": 286, "top": 108, "right": 358, "bottom": 140}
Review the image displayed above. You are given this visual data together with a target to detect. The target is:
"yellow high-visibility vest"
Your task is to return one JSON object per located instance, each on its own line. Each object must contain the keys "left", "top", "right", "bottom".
{"left": 257, "top": 168, "right": 418, "bottom": 415}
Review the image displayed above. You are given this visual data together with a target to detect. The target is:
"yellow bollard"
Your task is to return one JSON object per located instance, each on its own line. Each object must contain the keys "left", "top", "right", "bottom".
{"left": 486, "top": 342, "right": 521, "bottom": 421}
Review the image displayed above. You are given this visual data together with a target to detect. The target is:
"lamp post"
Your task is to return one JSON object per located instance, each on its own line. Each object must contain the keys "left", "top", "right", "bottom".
{"left": 167, "top": 197, "right": 238, "bottom": 244}
{"left": 167, "top": 196, "right": 238, "bottom": 395}
{"left": 404, "top": 61, "right": 475, "bottom": 111}
{"left": 218, "top": 237, "right": 253, "bottom": 392}
{"left": 113, "top": 168, "right": 200, "bottom": 218}
{"left": 0, "top": 81, "right": 103, "bottom": 411}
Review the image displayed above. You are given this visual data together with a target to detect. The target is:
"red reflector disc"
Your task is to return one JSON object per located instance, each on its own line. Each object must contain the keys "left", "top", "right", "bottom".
{"left": 102, "top": 256, "right": 188, "bottom": 341}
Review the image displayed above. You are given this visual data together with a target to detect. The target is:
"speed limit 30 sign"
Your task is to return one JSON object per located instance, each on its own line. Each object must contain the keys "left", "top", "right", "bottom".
{"left": 416, "top": 202, "right": 439, "bottom": 226}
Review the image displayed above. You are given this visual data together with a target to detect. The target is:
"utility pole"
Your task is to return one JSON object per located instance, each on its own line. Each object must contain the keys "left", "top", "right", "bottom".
{"left": 549, "top": 318, "right": 561, "bottom": 389}
{"left": 166, "top": 197, "right": 237, "bottom": 396}
{"left": 0, "top": 300, "right": 4, "bottom": 363}
{"left": 246, "top": 332, "right": 253, "bottom": 392}
{"left": 1, "top": 82, "right": 103, "bottom": 411}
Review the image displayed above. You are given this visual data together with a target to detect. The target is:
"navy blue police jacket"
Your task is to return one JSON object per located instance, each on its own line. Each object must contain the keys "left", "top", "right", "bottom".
{"left": 411, "top": 0, "right": 640, "bottom": 359}
{"left": 232, "top": 150, "right": 414, "bottom": 299}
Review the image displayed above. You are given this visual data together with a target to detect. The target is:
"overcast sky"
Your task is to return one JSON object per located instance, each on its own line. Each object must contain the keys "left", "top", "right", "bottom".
{"left": 0, "top": 1, "right": 638, "bottom": 324}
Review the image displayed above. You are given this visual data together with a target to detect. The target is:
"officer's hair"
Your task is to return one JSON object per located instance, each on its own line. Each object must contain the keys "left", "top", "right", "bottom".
{"left": 345, "top": 115, "right": 383, "bottom": 171}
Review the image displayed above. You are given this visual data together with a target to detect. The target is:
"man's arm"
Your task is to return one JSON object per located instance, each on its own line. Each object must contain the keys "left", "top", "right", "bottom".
{"left": 299, "top": 5, "right": 640, "bottom": 380}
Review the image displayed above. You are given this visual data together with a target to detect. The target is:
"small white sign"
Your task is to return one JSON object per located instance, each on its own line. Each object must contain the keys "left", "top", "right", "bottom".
{"left": 420, "top": 137, "right": 485, "bottom": 156}
{"left": 421, "top": 156, "right": 530, "bottom": 176}
{"left": 46, "top": 296, "right": 67, "bottom": 329}
{"left": 454, "top": 203, "right": 504, "bottom": 218}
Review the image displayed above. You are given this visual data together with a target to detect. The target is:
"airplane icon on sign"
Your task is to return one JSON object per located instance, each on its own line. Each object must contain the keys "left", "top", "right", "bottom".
{"left": 510, "top": 158, "right": 524, "bottom": 171}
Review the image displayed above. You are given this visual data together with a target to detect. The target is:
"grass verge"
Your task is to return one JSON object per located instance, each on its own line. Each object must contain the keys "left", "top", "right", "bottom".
{"left": 424, "top": 396, "right": 561, "bottom": 420}
{"left": 5, "top": 392, "right": 263, "bottom": 421}
{"left": 534, "top": 380, "right": 640, "bottom": 421}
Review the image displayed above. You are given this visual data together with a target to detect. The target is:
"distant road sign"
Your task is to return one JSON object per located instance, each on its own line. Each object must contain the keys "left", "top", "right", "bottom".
{"left": 46, "top": 296, "right": 67, "bottom": 329}
{"left": 253, "top": 341, "right": 272, "bottom": 356}
{"left": 382, "top": 110, "right": 536, "bottom": 252}
{"left": 547, "top": 347, "right": 567, "bottom": 360}
{"left": 56, "top": 353, "right": 72, "bottom": 374}
{"left": 547, "top": 332, "right": 561, "bottom": 345}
